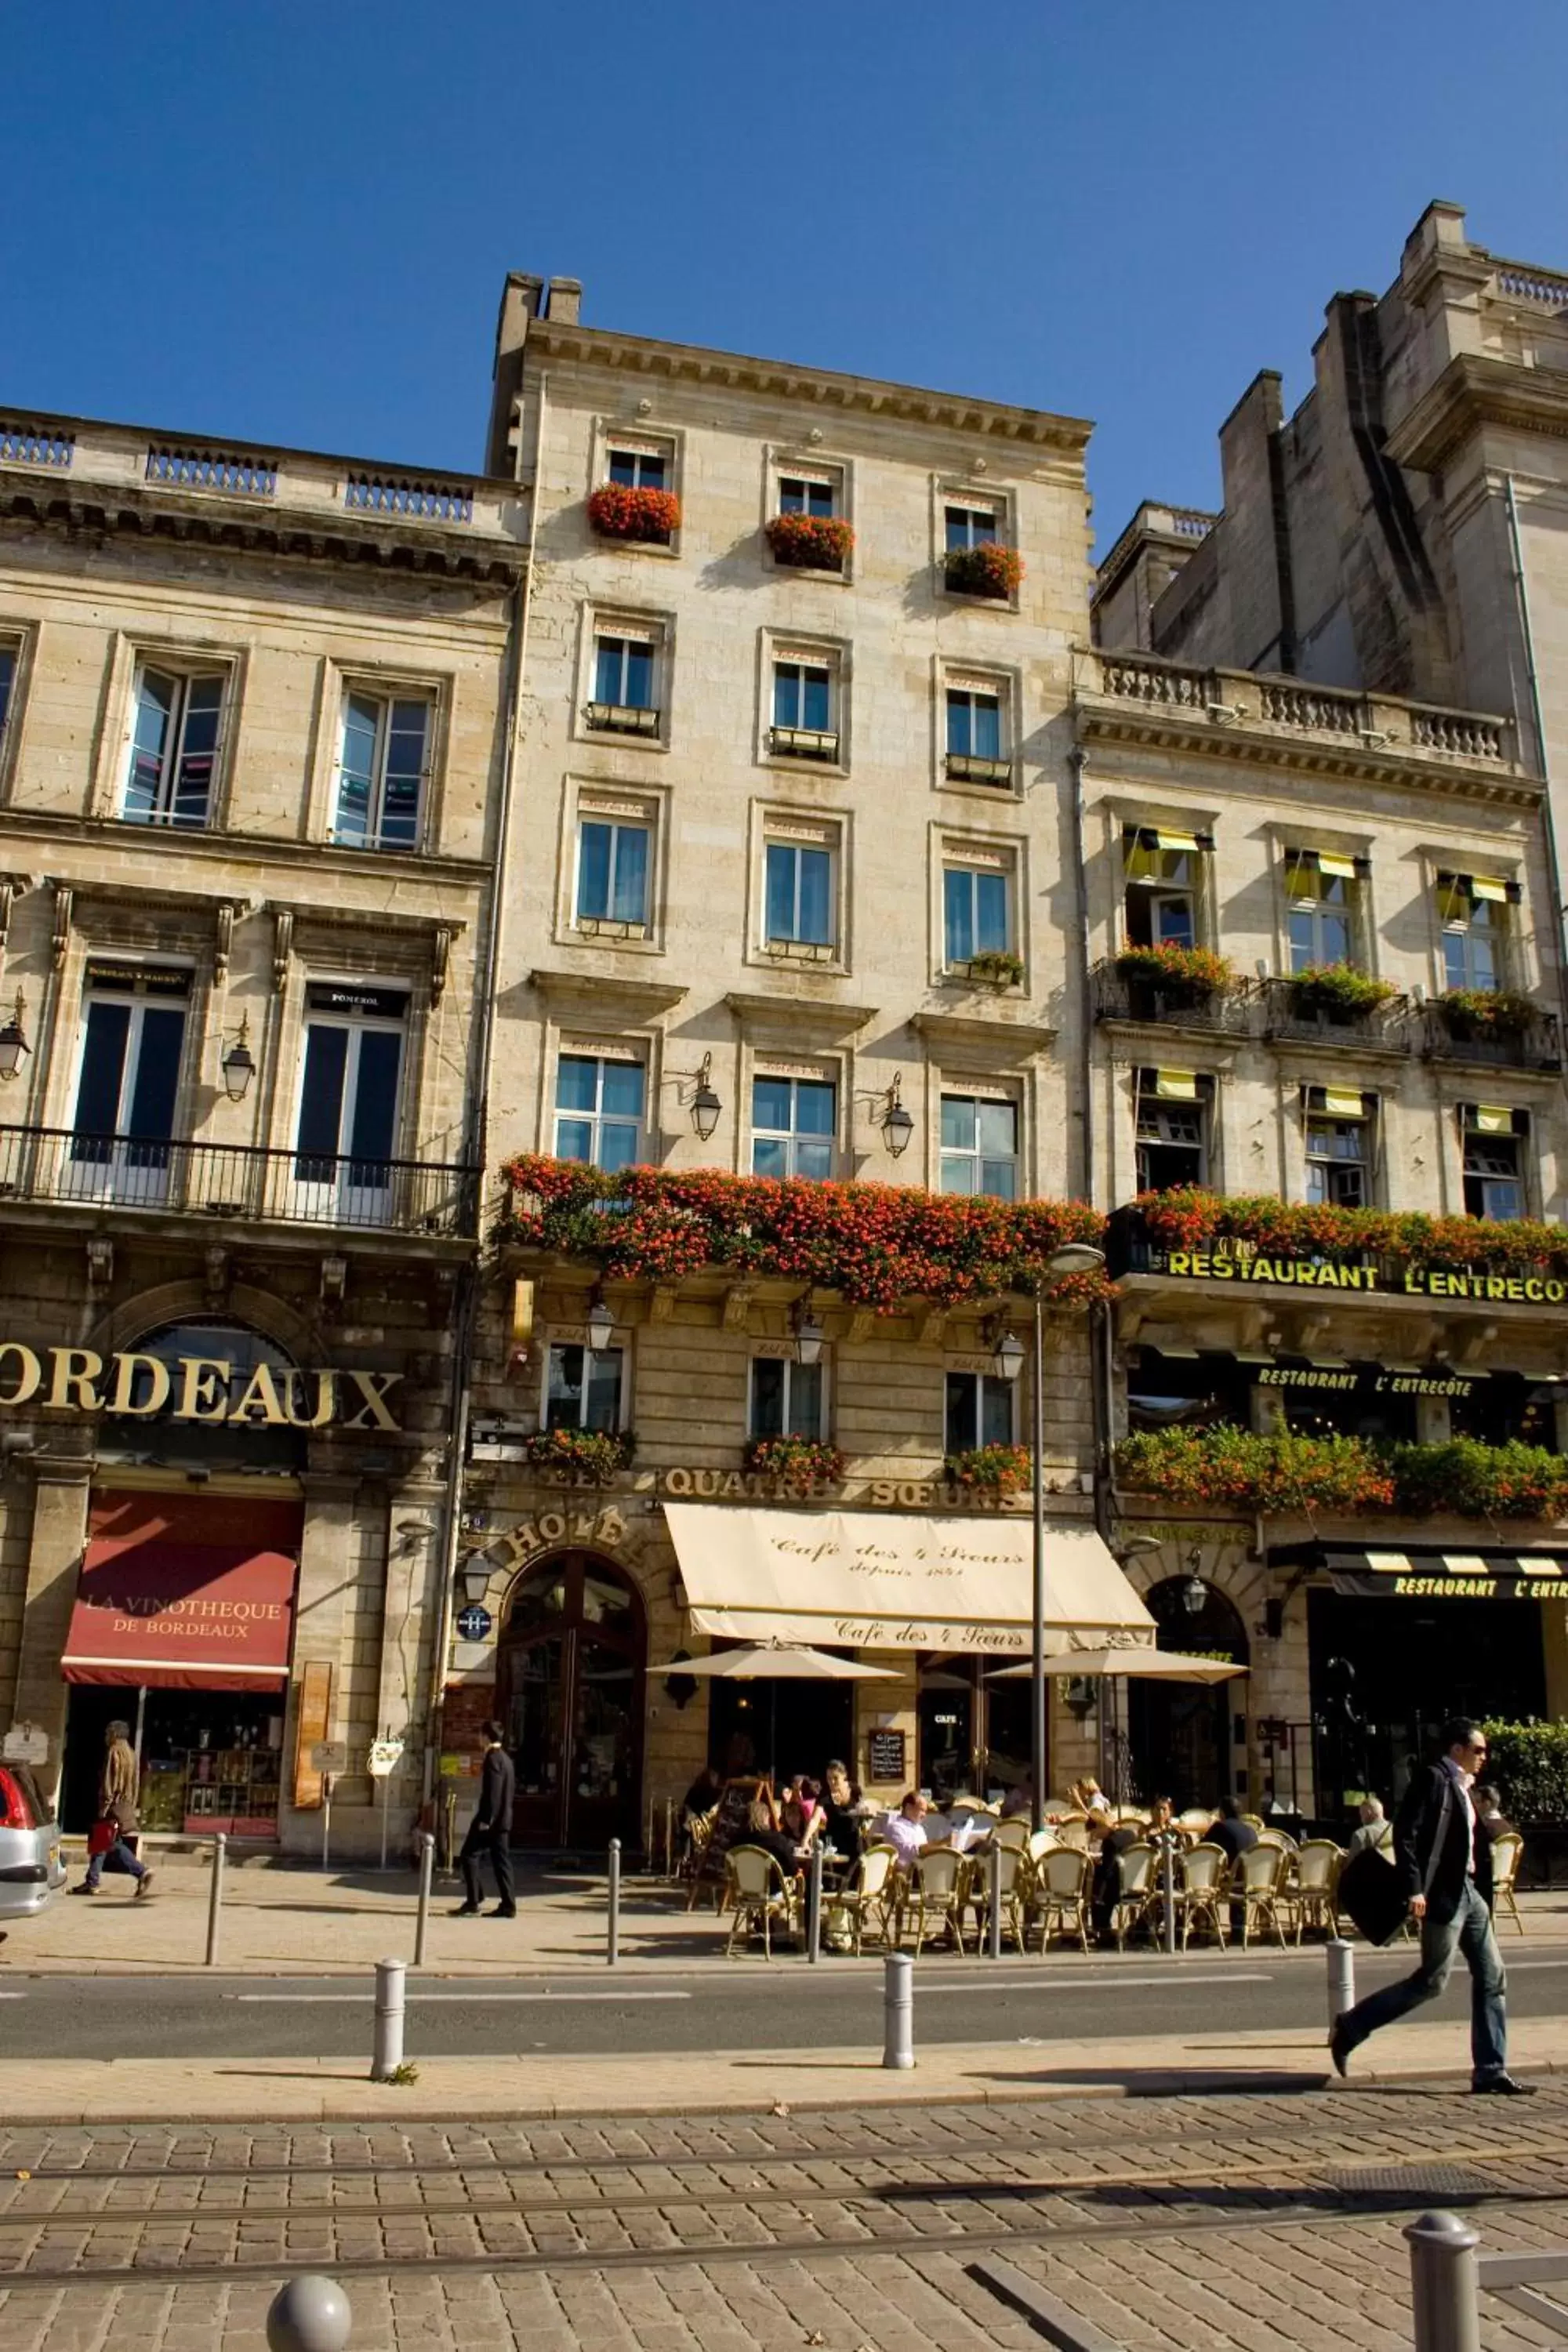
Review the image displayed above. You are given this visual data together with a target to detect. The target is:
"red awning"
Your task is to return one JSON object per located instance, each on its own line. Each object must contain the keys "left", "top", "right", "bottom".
{"left": 62, "top": 1492, "right": 301, "bottom": 1692}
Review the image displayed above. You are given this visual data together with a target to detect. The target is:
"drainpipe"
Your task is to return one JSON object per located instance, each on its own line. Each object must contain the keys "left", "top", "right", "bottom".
{"left": 1067, "top": 739, "right": 1114, "bottom": 1541}
{"left": 421, "top": 371, "right": 549, "bottom": 1805}
{"left": 1504, "top": 476, "right": 1568, "bottom": 1036}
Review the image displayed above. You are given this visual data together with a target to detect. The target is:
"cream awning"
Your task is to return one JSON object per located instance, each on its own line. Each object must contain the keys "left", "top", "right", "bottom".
{"left": 662, "top": 1504, "right": 1153, "bottom": 1655}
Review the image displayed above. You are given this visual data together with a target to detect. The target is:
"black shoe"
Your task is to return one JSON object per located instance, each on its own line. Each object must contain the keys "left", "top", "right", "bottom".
{"left": 489, "top": 1904, "right": 517, "bottom": 1918}
{"left": 1328, "top": 2022, "right": 1354, "bottom": 2078}
{"left": 1474, "top": 2071, "right": 1537, "bottom": 2096}
{"left": 450, "top": 1903, "right": 480, "bottom": 1918}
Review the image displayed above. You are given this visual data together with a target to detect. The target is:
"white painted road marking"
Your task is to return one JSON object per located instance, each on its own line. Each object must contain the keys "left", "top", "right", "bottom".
{"left": 233, "top": 1988, "right": 693, "bottom": 2004}
{"left": 917, "top": 1970, "right": 1272, "bottom": 1993}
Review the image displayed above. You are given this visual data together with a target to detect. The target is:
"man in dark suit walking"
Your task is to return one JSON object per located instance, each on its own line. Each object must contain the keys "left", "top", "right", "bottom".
{"left": 452, "top": 1722, "right": 517, "bottom": 1919}
{"left": 1330, "top": 1718, "right": 1531, "bottom": 2094}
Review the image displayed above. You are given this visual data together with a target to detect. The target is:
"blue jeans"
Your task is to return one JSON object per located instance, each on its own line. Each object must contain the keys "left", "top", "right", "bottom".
{"left": 85, "top": 1837, "right": 147, "bottom": 1889}
{"left": 1341, "top": 1880, "right": 1506, "bottom": 2082}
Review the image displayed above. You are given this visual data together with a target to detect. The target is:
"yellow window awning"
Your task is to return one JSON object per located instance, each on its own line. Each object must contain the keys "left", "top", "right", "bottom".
{"left": 1469, "top": 875, "right": 1508, "bottom": 903}
{"left": 1472, "top": 1104, "right": 1515, "bottom": 1135}
{"left": 1323, "top": 1087, "right": 1367, "bottom": 1119}
{"left": 662, "top": 1504, "right": 1154, "bottom": 1654}
{"left": 1153, "top": 1069, "right": 1198, "bottom": 1100}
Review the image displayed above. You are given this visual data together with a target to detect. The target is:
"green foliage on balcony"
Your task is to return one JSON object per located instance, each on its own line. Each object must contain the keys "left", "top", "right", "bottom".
{"left": 1116, "top": 1425, "right": 1568, "bottom": 1521}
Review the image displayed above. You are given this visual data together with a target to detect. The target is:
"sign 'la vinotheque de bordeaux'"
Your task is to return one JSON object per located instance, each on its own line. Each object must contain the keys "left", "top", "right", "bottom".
{"left": 0, "top": 1343, "right": 401, "bottom": 1429}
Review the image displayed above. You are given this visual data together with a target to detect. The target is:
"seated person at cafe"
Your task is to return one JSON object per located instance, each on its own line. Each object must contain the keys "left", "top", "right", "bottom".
{"left": 1208, "top": 1795, "right": 1257, "bottom": 1868}
{"left": 821, "top": 1760, "right": 863, "bottom": 1857}
{"left": 1070, "top": 1776, "right": 1108, "bottom": 1815}
{"left": 1000, "top": 1779, "right": 1034, "bottom": 1820}
{"left": 1090, "top": 1795, "right": 1171, "bottom": 1945}
{"left": 878, "top": 1791, "right": 930, "bottom": 1864}
{"left": 1474, "top": 1784, "right": 1516, "bottom": 1843}
{"left": 740, "top": 1797, "right": 805, "bottom": 1880}
{"left": 681, "top": 1765, "right": 722, "bottom": 1824}
{"left": 779, "top": 1777, "right": 826, "bottom": 1850}
{"left": 1346, "top": 1796, "right": 1393, "bottom": 1855}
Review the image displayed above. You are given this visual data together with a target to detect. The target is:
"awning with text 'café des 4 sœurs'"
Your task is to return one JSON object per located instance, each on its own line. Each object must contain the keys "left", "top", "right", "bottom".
{"left": 662, "top": 1504, "right": 1154, "bottom": 1654}
{"left": 60, "top": 1490, "right": 303, "bottom": 1692}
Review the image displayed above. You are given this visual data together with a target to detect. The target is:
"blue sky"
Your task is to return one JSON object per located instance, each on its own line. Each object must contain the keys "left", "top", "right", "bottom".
{"left": 6, "top": 2, "right": 1566, "bottom": 558}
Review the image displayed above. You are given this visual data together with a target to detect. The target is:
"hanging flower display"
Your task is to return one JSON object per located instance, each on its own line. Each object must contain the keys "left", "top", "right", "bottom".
{"left": 944, "top": 543, "right": 1024, "bottom": 599}
{"left": 742, "top": 1435, "right": 847, "bottom": 1486}
{"left": 1133, "top": 1185, "right": 1568, "bottom": 1281}
{"left": 765, "top": 513, "right": 854, "bottom": 570}
{"left": 942, "top": 1443, "right": 1033, "bottom": 1495}
{"left": 586, "top": 484, "right": 681, "bottom": 543}
{"left": 517, "top": 1427, "right": 636, "bottom": 1486}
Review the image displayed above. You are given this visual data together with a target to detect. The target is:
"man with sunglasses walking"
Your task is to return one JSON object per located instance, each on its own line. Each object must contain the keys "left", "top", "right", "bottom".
{"left": 1330, "top": 1718, "right": 1533, "bottom": 2094}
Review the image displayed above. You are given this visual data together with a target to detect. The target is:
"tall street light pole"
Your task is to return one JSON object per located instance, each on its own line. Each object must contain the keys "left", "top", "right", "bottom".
{"left": 1031, "top": 1243, "right": 1107, "bottom": 1834}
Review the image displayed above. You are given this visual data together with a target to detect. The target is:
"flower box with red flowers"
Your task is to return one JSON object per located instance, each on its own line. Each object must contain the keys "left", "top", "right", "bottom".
{"left": 519, "top": 1427, "right": 636, "bottom": 1486}
{"left": 944, "top": 543, "right": 1024, "bottom": 601}
{"left": 942, "top": 1443, "right": 1033, "bottom": 1496}
{"left": 586, "top": 484, "right": 681, "bottom": 545}
{"left": 765, "top": 513, "right": 854, "bottom": 572}
{"left": 1439, "top": 987, "right": 1540, "bottom": 1041}
{"left": 742, "top": 1435, "right": 847, "bottom": 1488}
{"left": 1114, "top": 942, "right": 1234, "bottom": 1007}
{"left": 1121, "top": 1186, "right": 1568, "bottom": 1289}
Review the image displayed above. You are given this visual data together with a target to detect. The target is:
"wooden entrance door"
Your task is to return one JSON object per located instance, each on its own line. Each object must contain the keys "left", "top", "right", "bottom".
{"left": 499, "top": 1552, "right": 644, "bottom": 1849}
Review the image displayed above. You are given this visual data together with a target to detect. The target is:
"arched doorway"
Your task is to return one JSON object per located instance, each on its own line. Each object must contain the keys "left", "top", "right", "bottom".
{"left": 498, "top": 1552, "right": 645, "bottom": 1849}
{"left": 1127, "top": 1577, "right": 1249, "bottom": 1809}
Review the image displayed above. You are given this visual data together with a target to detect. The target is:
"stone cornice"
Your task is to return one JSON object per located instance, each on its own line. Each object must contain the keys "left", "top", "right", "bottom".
{"left": 527, "top": 324, "right": 1092, "bottom": 456}
{"left": 0, "top": 476, "right": 524, "bottom": 586}
{"left": 0, "top": 808, "right": 491, "bottom": 890}
{"left": 1073, "top": 694, "right": 1541, "bottom": 810}
{"left": 1385, "top": 352, "right": 1568, "bottom": 475}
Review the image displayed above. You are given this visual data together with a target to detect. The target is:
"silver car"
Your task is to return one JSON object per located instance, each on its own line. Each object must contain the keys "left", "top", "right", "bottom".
{"left": 0, "top": 1762, "right": 65, "bottom": 1918}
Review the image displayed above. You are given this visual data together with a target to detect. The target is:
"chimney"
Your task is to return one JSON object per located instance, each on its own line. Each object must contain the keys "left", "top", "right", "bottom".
{"left": 546, "top": 278, "right": 583, "bottom": 326}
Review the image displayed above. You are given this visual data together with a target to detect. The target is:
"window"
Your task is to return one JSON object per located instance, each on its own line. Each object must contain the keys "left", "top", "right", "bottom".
{"left": 67, "top": 961, "right": 191, "bottom": 1205}
{"left": 1463, "top": 1108, "right": 1526, "bottom": 1221}
{"left": 1304, "top": 1087, "right": 1371, "bottom": 1208}
{"left": 575, "top": 817, "right": 651, "bottom": 929}
{"left": 940, "top": 1095, "right": 1018, "bottom": 1199}
{"left": 946, "top": 504, "right": 996, "bottom": 552}
{"left": 945, "top": 685, "right": 1008, "bottom": 782}
{"left": 752, "top": 1073, "right": 835, "bottom": 1180}
{"left": 750, "top": 1355, "right": 825, "bottom": 1439}
{"left": 1134, "top": 1070, "right": 1209, "bottom": 1192}
{"left": 334, "top": 691, "right": 430, "bottom": 851}
{"left": 292, "top": 982, "right": 408, "bottom": 1221}
{"left": 608, "top": 448, "right": 666, "bottom": 491}
{"left": 1287, "top": 851, "right": 1358, "bottom": 971}
{"left": 0, "top": 644, "right": 17, "bottom": 748}
{"left": 587, "top": 632, "right": 659, "bottom": 736}
{"left": 1123, "top": 826, "right": 1204, "bottom": 950}
{"left": 764, "top": 840, "right": 833, "bottom": 949}
{"left": 771, "top": 659, "right": 837, "bottom": 760}
{"left": 779, "top": 476, "right": 836, "bottom": 517}
{"left": 554, "top": 1054, "right": 644, "bottom": 1173}
{"left": 546, "top": 1341, "right": 624, "bottom": 1431}
{"left": 943, "top": 862, "right": 1011, "bottom": 966}
{"left": 1439, "top": 873, "right": 1514, "bottom": 993}
{"left": 945, "top": 1370, "right": 1015, "bottom": 1453}
{"left": 123, "top": 666, "right": 224, "bottom": 828}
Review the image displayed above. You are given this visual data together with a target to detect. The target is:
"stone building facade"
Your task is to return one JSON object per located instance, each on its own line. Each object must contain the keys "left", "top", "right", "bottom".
{"left": 0, "top": 411, "right": 524, "bottom": 1853}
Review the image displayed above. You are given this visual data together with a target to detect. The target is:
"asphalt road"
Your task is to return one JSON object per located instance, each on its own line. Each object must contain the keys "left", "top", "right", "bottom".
{"left": 5, "top": 1946, "right": 1568, "bottom": 2060}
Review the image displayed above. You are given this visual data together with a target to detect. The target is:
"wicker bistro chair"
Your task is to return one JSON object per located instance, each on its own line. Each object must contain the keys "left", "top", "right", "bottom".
{"left": 1491, "top": 1831, "right": 1526, "bottom": 1936}
{"left": 823, "top": 1843, "right": 900, "bottom": 1956}
{"left": 1108, "top": 1841, "right": 1156, "bottom": 1951}
{"left": 1034, "top": 1843, "right": 1093, "bottom": 1954}
{"left": 907, "top": 1844, "right": 971, "bottom": 1956}
{"left": 1254, "top": 1827, "right": 1298, "bottom": 1854}
{"left": 1233, "top": 1841, "right": 1290, "bottom": 1951}
{"left": 1290, "top": 1839, "right": 1343, "bottom": 1943}
{"left": 1174, "top": 1842, "right": 1230, "bottom": 1949}
{"left": 1027, "top": 1828, "right": 1060, "bottom": 1867}
{"left": 967, "top": 1841, "right": 1029, "bottom": 1953}
{"left": 1054, "top": 1815, "right": 1092, "bottom": 1853}
{"left": 723, "top": 1846, "right": 800, "bottom": 1958}
{"left": 992, "top": 1816, "right": 1031, "bottom": 1853}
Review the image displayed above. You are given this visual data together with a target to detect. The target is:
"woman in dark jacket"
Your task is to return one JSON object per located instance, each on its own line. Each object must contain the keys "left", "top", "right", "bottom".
{"left": 74, "top": 1721, "right": 154, "bottom": 1899}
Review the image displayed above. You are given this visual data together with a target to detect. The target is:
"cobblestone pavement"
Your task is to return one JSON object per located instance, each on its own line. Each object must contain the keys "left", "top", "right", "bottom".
{"left": 2, "top": 2089, "right": 1567, "bottom": 2348}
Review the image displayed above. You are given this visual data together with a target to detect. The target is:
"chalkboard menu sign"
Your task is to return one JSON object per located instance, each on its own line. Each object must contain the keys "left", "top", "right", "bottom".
{"left": 866, "top": 1729, "right": 906, "bottom": 1785}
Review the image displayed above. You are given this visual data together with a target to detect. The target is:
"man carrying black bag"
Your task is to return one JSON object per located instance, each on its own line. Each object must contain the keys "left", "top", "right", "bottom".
{"left": 452, "top": 1722, "right": 517, "bottom": 1919}
{"left": 1330, "top": 1718, "right": 1532, "bottom": 2095}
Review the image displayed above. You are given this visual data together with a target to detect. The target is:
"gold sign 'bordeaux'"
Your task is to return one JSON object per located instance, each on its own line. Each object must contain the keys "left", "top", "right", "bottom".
{"left": 0, "top": 1344, "right": 401, "bottom": 1430}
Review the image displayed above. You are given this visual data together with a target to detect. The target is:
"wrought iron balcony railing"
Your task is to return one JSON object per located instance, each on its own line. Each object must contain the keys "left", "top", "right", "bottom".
{"left": 0, "top": 1127, "right": 478, "bottom": 1237}
{"left": 1258, "top": 977, "right": 1413, "bottom": 1051}
{"left": 1090, "top": 960, "right": 1254, "bottom": 1036}
{"left": 1424, "top": 1005, "right": 1563, "bottom": 1073}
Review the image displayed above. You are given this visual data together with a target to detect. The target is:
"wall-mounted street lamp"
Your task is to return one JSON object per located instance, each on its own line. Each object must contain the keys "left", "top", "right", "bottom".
{"left": 691, "top": 1051, "right": 722, "bottom": 1143}
{"left": 793, "top": 1297, "right": 825, "bottom": 1367}
{"left": 880, "top": 1073, "right": 914, "bottom": 1158}
{"left": 1181, "top": 1572, "right": 1207, "bottom": 1616}
{"left": 0, "top": 993, "right": 30, "bottom": 1082}
{"left": 220, "top": 1014, "right": 256, "bottom": 1103}
{"left": 459, "top": 1557, "right": 492, "bottom": 1606}
{"left": 586, "top": 1295, "right": 615, "bottom": 1354}
{"left": 992, "top": 1328, "right": 1025, "bottom": 1384}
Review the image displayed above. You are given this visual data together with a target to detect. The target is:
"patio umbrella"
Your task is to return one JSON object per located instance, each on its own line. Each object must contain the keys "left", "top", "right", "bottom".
{"left": 984, "top": 1648, "right": 1247, "bottom": 1683}
{"left": 647, "top": 1642, "right": 898, "bottom": 1680}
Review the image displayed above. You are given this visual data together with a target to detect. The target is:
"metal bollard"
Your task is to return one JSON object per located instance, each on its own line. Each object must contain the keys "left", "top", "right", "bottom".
{"left": 372, "top": 1955, "right": 406, "bottom": 2082}
{"left": 1327, "top": 1936, "right": 1356, "bottom": 2027}
{"left": 1162, "top": 1834, "right": 1177, "bottom": 1957}
{"left": 607, "top": 1837, "right": 620, "bottom": 1967}
{"left": 806, "top": 1842, "right": 824, "bottom": 1965}
{"left": 205, "top": 1832, "right": 227, "bottom": 1968}
{"left": 988, "top": 1843, "right": 1003, "bottom": 1959}
{"left": 1405, "top": 2210, "right": 1482, "bottom": 2352}
{"left": 413, "top": 1831, "right": 435, "bottom": 1967}
{"left": 267, "top": 2272, "right": 354, "bottom": 2352}
{"left": 883, "top": 1950, "right": 915, "bottom": 2069}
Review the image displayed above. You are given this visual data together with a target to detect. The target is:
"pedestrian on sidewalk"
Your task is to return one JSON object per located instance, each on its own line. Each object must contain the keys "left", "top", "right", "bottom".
{"left": 452, "top": 1722, "right": 516, "bottom": 1918}
{"left": 73, "top": 1721, "right": 154, "bottom": 1900}
{"left": 1330, "top": 1717, "right": 1531, "bottom": 2095}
